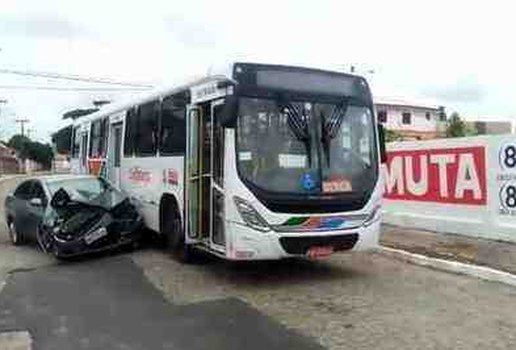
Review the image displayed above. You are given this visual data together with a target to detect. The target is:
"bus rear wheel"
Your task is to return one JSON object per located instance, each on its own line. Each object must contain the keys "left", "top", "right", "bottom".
{"left": 163, "top": 207, "right": 195, "bottom": 263}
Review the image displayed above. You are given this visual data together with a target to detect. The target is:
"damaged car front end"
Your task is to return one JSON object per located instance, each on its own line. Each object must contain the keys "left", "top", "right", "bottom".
{"left": 38, "top": 177, "right": 143, "bottom": 258}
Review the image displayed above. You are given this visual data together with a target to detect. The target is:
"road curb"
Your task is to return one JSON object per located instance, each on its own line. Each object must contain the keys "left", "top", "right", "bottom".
{"left": 0, "top": 176, "right": 19, "bottom": 182}
{"left": 0, "top": 175, "right": 27, "bottom": 183}
{"left": 378, "top": 246, "right": 516, "bottom": 288}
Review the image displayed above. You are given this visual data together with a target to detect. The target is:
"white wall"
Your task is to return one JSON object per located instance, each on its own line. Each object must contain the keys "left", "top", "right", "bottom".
{"left": 52, "top": 158, "right": 71, "bottom": 174}
{"left": 375, "top": 104, "right": 440, "bottom": 133}
{"left": 23, "top": 159, "right": 44, "bottom": 174}
{"left": 382, "top": 135, "right": 516, "bottom": 243}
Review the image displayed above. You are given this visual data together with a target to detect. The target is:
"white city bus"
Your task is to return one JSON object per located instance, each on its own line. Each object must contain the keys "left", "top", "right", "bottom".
{"left": 63, "top": 62, "right": 386, "bottom": 261}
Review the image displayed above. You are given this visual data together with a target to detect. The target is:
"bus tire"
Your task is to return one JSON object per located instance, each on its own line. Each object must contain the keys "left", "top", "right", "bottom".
{"left": 162, "top": 202, "right": 195, "bottom": 263}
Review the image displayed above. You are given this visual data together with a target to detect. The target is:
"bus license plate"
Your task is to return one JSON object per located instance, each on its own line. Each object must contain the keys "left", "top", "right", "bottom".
{"left": 307, "top": 246, "right": 334, "bottom": 259}
{"left": 84, "top": 227, "right": 108, "bottom": 245}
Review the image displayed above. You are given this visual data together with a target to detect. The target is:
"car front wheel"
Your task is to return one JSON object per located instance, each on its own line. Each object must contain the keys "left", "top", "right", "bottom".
{"left": 8, "top": 220, "right": 24, "bottom": 246}
{"left": 36, "top": 226, "right": 53, "bottom": 254}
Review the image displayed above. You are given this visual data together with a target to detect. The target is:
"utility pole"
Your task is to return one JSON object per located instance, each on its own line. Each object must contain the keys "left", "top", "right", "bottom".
{"left": 0, "top": 99, "right": 7, "bottom": 140}
{"left": 0, "top": 99, "right": 7, "bottom": 117}
{"left": 15, "top": 118, "right": 30, "bottom": 136}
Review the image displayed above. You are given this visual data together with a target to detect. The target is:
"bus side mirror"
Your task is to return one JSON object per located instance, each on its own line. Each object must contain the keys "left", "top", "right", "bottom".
{"left": 219, "top": 96, "right": 238, "bottom": 127}
{"left": 378, "top": 124, "right": 387, "bottom": 164}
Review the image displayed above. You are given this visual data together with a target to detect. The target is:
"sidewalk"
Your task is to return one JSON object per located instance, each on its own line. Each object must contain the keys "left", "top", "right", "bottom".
{"left": 380, "top": 224, "right": 516, "bottom": 275}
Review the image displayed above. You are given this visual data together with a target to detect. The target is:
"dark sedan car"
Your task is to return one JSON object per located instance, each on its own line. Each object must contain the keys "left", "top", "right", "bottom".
{"left": 5, "top": 175, "right": 143, "bottom": 258}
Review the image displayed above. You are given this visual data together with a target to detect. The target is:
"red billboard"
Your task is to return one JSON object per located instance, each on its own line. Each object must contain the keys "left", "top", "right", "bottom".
{"left": 383, "top": 146, "right": 487, "bottom": 205}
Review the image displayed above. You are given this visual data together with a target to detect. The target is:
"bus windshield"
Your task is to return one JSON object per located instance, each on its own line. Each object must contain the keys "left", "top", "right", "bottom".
{"left": 237, "top": 96, "right": 378, "bottom": 195}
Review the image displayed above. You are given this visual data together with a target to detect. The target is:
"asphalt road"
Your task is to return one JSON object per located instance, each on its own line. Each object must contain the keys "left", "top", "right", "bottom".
{"left": 0, "top": 255, "right": 322, "bottom": 350}
{"left": 133, "top": 249, "right": 516, "bottom": 350}
{"left": 0, "top": 176, "right": 516, "bottom": 349}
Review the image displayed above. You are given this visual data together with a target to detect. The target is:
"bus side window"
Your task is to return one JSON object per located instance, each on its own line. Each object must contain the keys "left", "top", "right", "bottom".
{"left": 89, "top": 118, "right": 108, "bottom": 158}
{"left": 124, "top": 107, "right": 137, "bottom": 156}
{"left": 72, "top": 126, "right": 81, "bottom": 158}
{"left": 100, "top": 118, "right": 108, "bottom": 157}
{"left": 160, "top": 94, "right": 186, "bottom": 156}
{"left": 136, "top": 100, "right": 159, "bottom": 156}
{"left": 80, "top": 131, "right": 88, "bottom": 166}
{"left": 213, "top": 104, "right": 224, "bottom": 186}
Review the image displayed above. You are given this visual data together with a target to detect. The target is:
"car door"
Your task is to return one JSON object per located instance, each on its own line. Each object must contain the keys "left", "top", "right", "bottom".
{"left": 11, "top": 180, "right": 35, "bottom": 237}
{"left": 25, "top": 180, "right": 48, "bottom": 239}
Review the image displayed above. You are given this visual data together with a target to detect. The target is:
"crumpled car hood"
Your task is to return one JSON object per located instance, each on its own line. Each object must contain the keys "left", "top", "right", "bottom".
{"left": 47, "top": 187, "right": 140, "bottom": 241}
{"left": 58, "top": 187, "right": 127, "bottom": 211}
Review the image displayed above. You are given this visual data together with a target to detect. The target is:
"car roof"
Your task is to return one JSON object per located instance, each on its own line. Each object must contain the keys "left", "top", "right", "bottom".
{"left": 28, "top": 174, "right": 98, "bottom": 184}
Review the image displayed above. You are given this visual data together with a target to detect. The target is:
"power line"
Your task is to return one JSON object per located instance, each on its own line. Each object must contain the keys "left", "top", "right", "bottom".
{"left": 0, "top": 85, "right": 150, "bottom": 92}
{"left": 0, "top": 68, "right": 155, "bottom": 88}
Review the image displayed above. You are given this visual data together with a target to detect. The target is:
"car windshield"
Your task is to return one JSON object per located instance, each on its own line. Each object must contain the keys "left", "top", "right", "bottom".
{"left": 47, "top": 177, "right": 126, "bottom": 209}
{"left": 237, "top": 97, "right": 378, "bottom": 195}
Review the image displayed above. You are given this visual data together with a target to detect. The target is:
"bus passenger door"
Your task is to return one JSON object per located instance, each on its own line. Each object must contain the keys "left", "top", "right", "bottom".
{"left": 186, "top": 107, "right": 202, "bottom": 242}
{"left": 210, "top": 100, "right": 225, "bottom": 248}
{"left": 108, "top": 122, "right": 123, "bottom": 188}
{"left": 186, "top": 101, "right": 226, "bottom": 250}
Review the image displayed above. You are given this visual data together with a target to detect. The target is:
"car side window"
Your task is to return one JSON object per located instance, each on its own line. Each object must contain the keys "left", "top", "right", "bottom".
{"left": 13, "top": 181, "right": 34, "bottom": 200}
{"left": 31, "top": 181, "right": 48, "bottom": 207}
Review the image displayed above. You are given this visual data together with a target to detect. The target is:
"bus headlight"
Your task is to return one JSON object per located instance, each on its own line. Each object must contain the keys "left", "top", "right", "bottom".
{"left": 363, "top": 205, "right": 381, "bottom": 227}
{"left": 233, "top": 196, "right": 271, "bottom": 232}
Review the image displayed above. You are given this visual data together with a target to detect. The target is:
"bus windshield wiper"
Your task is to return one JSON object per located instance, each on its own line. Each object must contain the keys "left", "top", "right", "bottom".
{"left": 321, "top": 102, "right": 348, "bottom": 166}
{"left": 278, "top": 102, "right": 312, "bottom": 166}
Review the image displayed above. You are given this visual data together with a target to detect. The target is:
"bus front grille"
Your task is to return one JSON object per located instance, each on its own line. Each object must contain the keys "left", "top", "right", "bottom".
{"left": 279, "top": 234, "right": 359, "bottom": 255}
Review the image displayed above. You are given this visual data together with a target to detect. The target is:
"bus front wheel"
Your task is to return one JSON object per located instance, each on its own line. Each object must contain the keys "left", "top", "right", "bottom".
{"left": 163, "top": 206, "right": 195, "bottom": 263}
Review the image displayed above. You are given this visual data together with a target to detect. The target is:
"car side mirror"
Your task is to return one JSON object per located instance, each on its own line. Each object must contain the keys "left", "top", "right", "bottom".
{"left": 378, "top": 124, "right": 387, "bottom": 164}
{"left": 29, "top": 198, "right": 43, "bottom": 207}
{"left": 50, "top": 188, "right": 71, "bottom": 208}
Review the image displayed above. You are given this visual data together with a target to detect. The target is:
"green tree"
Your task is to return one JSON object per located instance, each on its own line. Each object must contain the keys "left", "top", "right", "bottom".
{"left": 464, "top": 122, "right": 479, "bottom": 136}
{"left": 27, "top": 141, "right": 54, "bottom": 169}
{"left": 385, "top": 129, "right": 403, "bottom": 142}
{"left": 7, "top": 134, "right": 31, "bottom": 153}
{"left": 446, "top": 112, "right": 467, "bottom": 138}
{"left": 8, "top": 134, "right": 54, "bottom": 169}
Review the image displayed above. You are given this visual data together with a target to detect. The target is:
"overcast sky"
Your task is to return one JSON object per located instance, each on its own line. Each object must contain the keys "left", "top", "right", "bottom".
{"left": 1, "top": 0, "right": 515, "bottom": 141}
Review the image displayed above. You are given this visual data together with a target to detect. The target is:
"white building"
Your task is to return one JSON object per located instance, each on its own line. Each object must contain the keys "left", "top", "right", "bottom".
{"left": 374, "top": 97, "right": 446, "bottom": 140}
{"left": 52, "top": 153, "right": 71, "bottom": 173}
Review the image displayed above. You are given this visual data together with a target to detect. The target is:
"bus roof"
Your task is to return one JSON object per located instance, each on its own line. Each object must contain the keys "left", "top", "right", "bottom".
{"left": 74, "top": 74, "right": 231, "bottom": 126}
{"left": 68, "top": 61, "right": 368, "bottom": 127}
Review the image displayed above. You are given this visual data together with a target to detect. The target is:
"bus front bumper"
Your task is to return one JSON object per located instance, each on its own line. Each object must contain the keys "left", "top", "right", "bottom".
{"left": 225, "top": 219, "right": 381, "bottom": 260}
